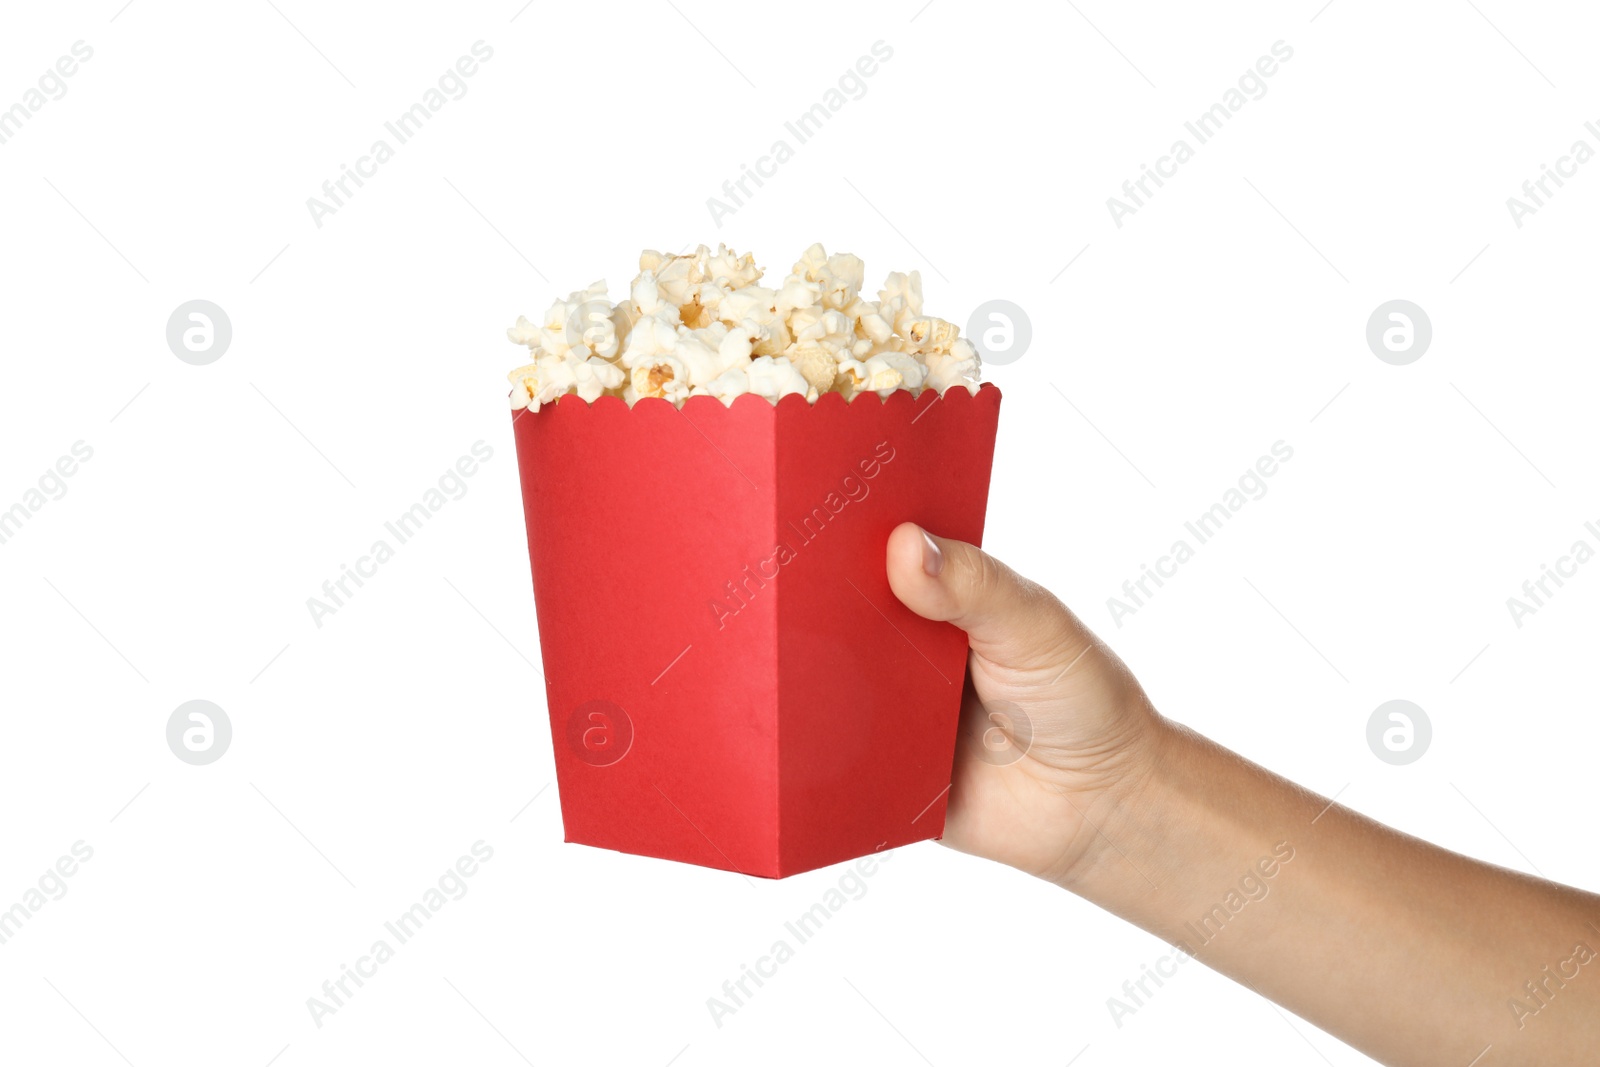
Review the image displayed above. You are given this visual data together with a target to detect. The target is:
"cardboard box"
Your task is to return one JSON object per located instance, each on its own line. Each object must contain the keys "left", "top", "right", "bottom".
{"left": 512, "top": 383, "right": 1001, "bottom": 877}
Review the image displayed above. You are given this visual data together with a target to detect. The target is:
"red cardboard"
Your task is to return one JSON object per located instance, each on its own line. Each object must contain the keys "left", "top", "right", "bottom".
{"left": 512, "top": 383, "right": 1001, "bottom": 878}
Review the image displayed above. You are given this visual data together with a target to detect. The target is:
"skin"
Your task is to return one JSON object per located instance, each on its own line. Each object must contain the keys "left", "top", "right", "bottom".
{"left": 886, "top": 523, "right": 1600, "bottom": 1066}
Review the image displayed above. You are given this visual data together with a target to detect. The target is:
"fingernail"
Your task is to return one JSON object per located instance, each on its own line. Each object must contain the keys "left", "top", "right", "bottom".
{"left": 920, "top": 529, "right": 945, "bottom": 577}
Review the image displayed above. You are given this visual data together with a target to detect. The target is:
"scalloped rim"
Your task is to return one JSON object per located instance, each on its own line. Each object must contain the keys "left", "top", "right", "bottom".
{"left": 517, "top": 382, "right": 1000, "bottom": 419}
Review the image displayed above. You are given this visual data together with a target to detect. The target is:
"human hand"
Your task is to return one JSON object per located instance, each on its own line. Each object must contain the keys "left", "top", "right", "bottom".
{"left": 885, "top": 522, "right": 1167, "bottom": 885}
{"left": 889, "top": 524, "right": 1600, "bottom": 1065}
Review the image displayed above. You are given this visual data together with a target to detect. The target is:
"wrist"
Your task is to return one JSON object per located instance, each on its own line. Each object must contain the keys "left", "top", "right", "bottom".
{"left": 1049, "top": 712, "right": 1193, "bottom": 898}
{"left": 1049, "top": 714, "right": 1323, "bottom": 959}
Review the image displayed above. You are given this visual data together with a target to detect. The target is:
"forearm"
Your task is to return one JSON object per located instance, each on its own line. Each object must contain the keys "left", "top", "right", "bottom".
{"left": 1063, "top": 719, "right": 1600, "bottom": 1065}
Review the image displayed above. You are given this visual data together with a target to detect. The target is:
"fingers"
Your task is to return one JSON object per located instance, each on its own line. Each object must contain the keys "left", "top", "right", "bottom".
{"left": 885, "top": 522, "right": 1094, "bottom": 675}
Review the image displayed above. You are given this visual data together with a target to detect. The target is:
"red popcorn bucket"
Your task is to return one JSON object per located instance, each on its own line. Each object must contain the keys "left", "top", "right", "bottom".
{"left": 511, "top": 384, "right": 1002, "bottom": 878}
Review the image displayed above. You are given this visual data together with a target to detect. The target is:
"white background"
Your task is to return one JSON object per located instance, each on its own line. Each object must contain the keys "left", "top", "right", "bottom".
{"left": 2, "top": 1, "right": 1597, "bottom": 1064}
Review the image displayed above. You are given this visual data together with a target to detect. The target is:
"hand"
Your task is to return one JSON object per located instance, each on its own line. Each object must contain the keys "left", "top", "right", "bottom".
{"left": 886, "top": 522, "right": 1166, "bottom": 885}
{"left": 888, "top": 525, "right": 1600, "bottom": 1066}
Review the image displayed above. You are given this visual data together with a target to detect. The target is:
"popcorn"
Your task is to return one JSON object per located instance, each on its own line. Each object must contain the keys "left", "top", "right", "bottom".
{"left": 774, "top": 276, "right": 822, "bottom": 319}
{"left": 652, "top": 252, "right": 700, "bottom": 306}
{"left": 703, "top": 363, "right": 755, "bottom": 404}
{"left": 820, "top": 254, "right": 866, "bottom": 310}
{"left": 787, "top": 343, "right": 840, "bottom": 395}
{"left": 792, "top": 242, "right": 828, "bottom": 281}
{"left": 706, "top": 245, "right": 763, "bottom": 289}
{"left": 720, "top": 285, "right": 778, "bottom": 324}
{"left": 571, "top": 299, "right": 621, "bottom": 361}
{"left": 789, "top": 244, "right": 865, "bottom": 308}
{"left": 924, "top": 338, "right": 982, "bottom": 395}
{"left": 746, "top": 356, "right": 813, "bottom": 402}
{"left": 509, "top": 352, "right": 627, "bottom": 411}
{"left": 571, "top": 353, "right": 626, "bottom": 400}
{"left": 717, "top": 322, "right": 758, "bottom": 366}
{"left": 875, "top": 350, "right": 930, "bottom": 393}
{"left": 630, "top": 271, "right": 677, "bottom": 322}
{"left": 507, "top": 315, "right": 541, "bottom": 346}
{"left": 719, "top": 287, "right": 791, "bottom": 356}
{"left": 877, "top": 271, "right": 923, "bottom": 330}
{"left": 505, "top": 245, "right": 984, "bottom": 408}
{"left": 673, "top": 325, "right": 736, "bottom": 384}
{"left": 508, "top": 361, "right": 547, "bottom": 410}
{"left": 789, "top": 307, "right": 853, "bottom": 350}
{"left": 628, "top": 353, "right": 692, "bottom": 403}
{"left": 608, "top": 301, "right": 641, "bottom": 347}
{"left": 681, "top": 281, "right": 728, "bottom": 329}
{"left": 619, "top": 312, "right": 680, "bottom": 368}
{"left": 838, "top": 354, "right": 905, "bottom": 398}
{"left": 898, "top": 315, "right": 960, "bottom": 356}
{"left": 523, "top": 281, "right": 613, "bottom": 359}
{"left": 850, "top": 298, "right": 894, "bottom": 345}
{"left": 697, "top": 355, "right": 813, "bottom": 406}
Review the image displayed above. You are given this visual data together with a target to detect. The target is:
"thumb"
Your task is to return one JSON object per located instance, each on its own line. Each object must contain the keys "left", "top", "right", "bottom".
{"left": 886, "top": 522, "right": 1094, "bottom": 677}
